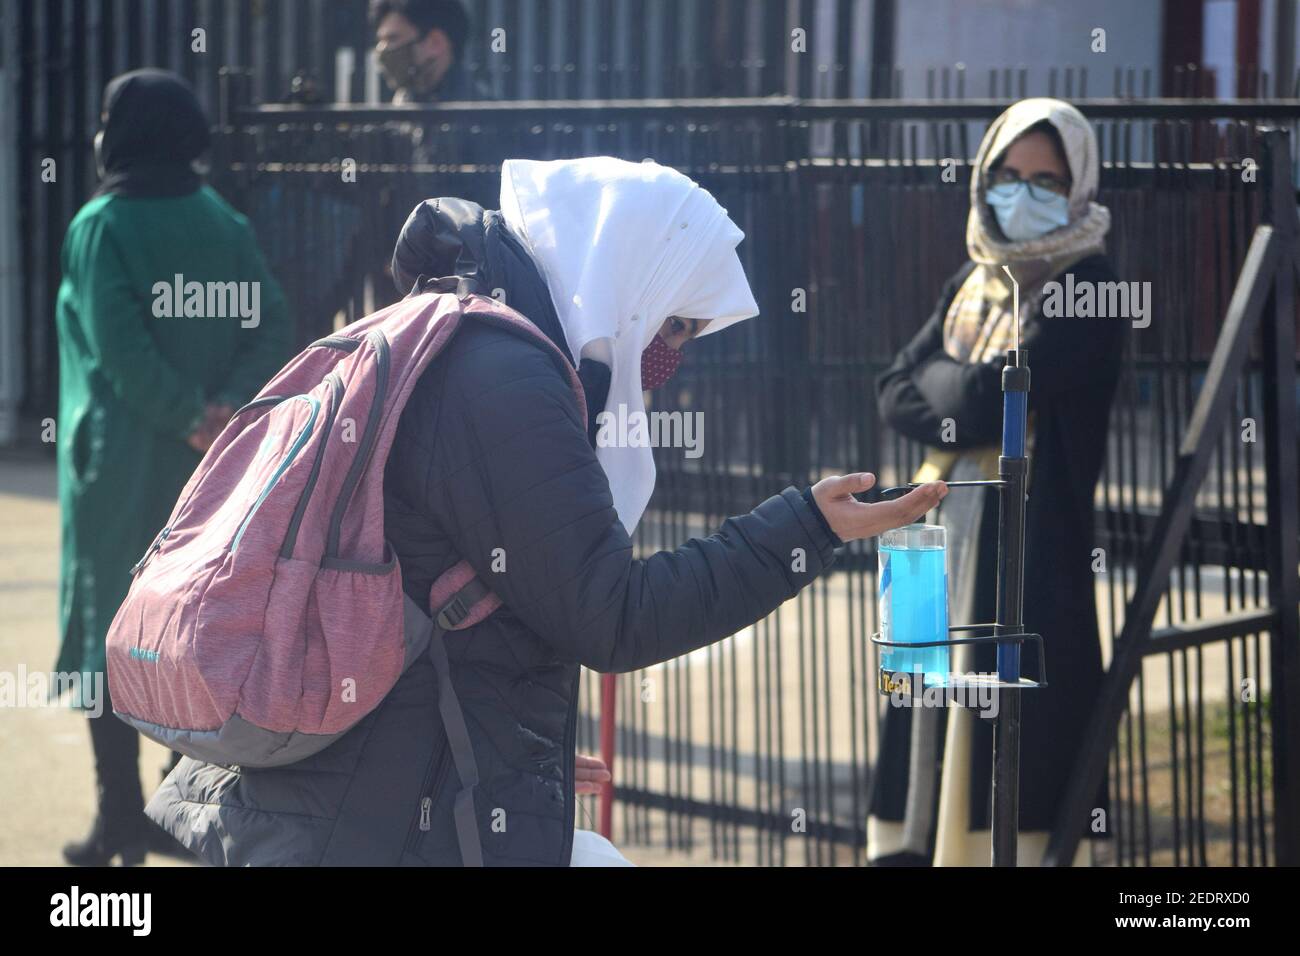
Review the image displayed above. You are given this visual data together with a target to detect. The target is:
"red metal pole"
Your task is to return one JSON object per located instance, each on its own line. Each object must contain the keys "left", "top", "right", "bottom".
{"left": 598, "top": 673, "right": 616, "bottom": 839}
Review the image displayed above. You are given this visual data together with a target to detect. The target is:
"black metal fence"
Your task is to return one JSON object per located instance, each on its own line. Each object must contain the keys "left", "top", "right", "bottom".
{"left": 177, "top": 93, "right": 1300, "bottom": 865}
{"left": 8, "top": 1, "right": 1300, "bottom": 866}
{"left": 15, "top": 0, "right": 1300, "bottom": 419}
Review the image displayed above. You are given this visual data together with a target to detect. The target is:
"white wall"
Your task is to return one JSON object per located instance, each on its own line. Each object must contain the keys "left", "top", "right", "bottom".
{"left": 1203, "top": 0, "right": 1237, "bottom": 97}
{"left": 893, "top": 0, "right": 1164, "bottom": 98}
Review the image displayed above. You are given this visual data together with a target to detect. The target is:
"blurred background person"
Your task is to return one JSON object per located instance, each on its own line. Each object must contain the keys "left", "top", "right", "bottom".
{"left": 54, "top": 68, "right": 292, "bottom": 865}
{"left": 367, "top": 1, "right": 495, "bottom": 307}
{"left": 371, "top": 0, "right": 490, "bottom": 103}
{"left": 868, "top": 98, "right": 1123, "bottom": 866}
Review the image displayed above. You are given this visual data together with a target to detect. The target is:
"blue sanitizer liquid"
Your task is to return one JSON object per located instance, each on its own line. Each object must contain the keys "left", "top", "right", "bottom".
{"left": 878, "top": 524, "right": 950, "bottom": 689}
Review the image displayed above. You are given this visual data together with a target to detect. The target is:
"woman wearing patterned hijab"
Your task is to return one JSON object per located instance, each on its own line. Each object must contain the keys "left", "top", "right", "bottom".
{"left": 869, "top": 99, "right": 1125, "bottom": 866}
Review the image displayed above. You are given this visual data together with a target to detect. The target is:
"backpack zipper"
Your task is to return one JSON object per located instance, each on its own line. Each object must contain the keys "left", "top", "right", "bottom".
{"left": 229, "top": 394, "right": 321, "bottom": 552}
{"left": 325, "top": 331, "right": 390, "bottom": 559}
{"left": 560, "top": 668, "right": 579, "bottom": 864}
{"left": 280, "top": 373, "right": 344, "bottom": 559}
{"left": 234, "top": 394, "right": 290, "bottom": 416}
{"left": 404, "top": 747, "right": 451, "bottom": 854}
{"left": 310, "top": 335, "right": 361, "bottom": 353}
{"left": 129, "top": 526, "right": 172, "bottom": 576}
{"left": 280, "top": 335, "right": 362, "bottom": 559}
{"left": 128, "top": 396, "right": 290, "bottom": 577}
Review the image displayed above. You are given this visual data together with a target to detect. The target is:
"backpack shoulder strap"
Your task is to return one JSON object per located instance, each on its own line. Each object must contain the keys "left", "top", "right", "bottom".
{"left": 428, "top": 558, "right": 502, "bottom": 631}
{"left": 423, "top": 592, "right": 485, "bottom": 868}
{"left": 406, "top": 559, "right": 503, "bottom": 868}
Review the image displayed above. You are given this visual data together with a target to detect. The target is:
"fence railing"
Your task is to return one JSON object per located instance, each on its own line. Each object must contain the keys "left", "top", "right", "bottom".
{"left": 13, "top": 0, "right": 1300, "bottom": 415}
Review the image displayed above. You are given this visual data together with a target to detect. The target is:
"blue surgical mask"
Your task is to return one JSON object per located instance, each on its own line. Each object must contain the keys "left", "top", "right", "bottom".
{"left": 984, "top": 182, "right": 1070, "bottom": 242}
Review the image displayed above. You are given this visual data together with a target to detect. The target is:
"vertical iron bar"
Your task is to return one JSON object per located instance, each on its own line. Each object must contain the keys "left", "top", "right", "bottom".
{"left": 1259, "top": 128, "right": 1300, "bottom": 866}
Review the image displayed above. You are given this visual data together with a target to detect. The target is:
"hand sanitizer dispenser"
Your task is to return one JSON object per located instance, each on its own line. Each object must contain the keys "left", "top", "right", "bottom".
{"left": 878, "top": 523, "right": 950, "bottom": 692}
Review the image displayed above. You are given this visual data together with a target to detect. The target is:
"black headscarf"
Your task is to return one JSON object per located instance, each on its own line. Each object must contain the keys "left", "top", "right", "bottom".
{"left": 392, "top": 198, "right": 573, "bottom": 363}
{"left": 392, "top": 197, "right": 613, "bottom": 441}
{"left": 93, "top": 69, "right": 210, "bottom": 199}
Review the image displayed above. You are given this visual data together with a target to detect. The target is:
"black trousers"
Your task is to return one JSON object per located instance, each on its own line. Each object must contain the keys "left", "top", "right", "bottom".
{"left": 85, "top": 683, "right": 181, "bottom": 830}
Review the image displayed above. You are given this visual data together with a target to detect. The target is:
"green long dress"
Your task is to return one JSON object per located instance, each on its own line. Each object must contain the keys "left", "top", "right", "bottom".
{"left": 53, "top": 185, "right": 292, "bottom": 692}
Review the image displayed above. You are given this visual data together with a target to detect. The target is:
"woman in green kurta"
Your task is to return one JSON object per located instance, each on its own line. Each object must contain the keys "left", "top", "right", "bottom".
{"left": 55, "top": 69, "right": 291, "bottom": 864}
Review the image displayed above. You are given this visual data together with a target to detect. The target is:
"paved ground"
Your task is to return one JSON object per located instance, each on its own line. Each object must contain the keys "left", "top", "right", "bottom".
{"left": 0, "top": 452, "right": 185, "bottom": 866}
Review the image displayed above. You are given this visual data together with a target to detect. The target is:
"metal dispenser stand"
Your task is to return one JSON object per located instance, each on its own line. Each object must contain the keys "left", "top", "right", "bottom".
{"left": 872, "top": 266, "right": 1046, "bottom": 867}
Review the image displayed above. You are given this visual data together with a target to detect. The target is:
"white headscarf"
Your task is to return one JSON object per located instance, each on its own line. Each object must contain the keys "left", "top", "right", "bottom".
{"left": 499, "top": 156, "right": 759, "bottom": 533}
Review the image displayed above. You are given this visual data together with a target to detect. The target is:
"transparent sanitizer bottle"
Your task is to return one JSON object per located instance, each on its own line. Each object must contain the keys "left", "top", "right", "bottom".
{"left": 878, "top": 523, "right": 950, "bottom": 691}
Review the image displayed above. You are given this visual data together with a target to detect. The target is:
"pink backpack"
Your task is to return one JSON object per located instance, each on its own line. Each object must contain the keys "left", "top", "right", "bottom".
{"left": 105, "top": 284, "right": 585, "bottom": 774}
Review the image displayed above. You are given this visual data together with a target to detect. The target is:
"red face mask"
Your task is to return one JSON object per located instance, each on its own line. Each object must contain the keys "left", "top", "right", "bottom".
{"left": 640, "top": 334, "right": 684, "bottom": 390}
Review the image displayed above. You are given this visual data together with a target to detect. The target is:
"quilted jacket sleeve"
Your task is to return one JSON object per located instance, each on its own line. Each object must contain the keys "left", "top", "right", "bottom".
{"left": 877, "top": 256, "right": 1127, "bottom": 449}
{"left": 418, "top": 324, "right": 839, "bottom": 674}
{"left": 875, "top": 261, "right": 1004, "bottom": 449}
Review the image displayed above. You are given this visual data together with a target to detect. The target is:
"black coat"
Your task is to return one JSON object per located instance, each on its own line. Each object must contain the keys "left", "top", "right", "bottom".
{"left": 147, "top": 216, "right": 842, "bottom": 865}
{"left": 868, "top": 254, "right": 1123, "bottom": 840}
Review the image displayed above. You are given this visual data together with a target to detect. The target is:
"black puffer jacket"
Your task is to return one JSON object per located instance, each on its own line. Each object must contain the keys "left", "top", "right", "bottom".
{"left": 147, "top": 205, "right": 842, "bottom": 865}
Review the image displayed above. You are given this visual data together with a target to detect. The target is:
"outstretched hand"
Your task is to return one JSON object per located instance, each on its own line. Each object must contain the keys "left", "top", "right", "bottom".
{"left": 811, "top": 473, "right": 947, "bottom": 543}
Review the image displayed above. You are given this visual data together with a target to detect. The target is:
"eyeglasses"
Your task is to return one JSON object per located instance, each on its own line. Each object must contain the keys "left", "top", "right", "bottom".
{"left": 988, "top": 167, "right": 1072, "bottom": 201}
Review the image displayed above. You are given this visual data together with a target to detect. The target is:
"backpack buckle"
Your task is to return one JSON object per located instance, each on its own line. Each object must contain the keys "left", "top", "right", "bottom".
{"left": 435, "top": 595, "right": 470, "bottom": 631}
{"left": 429, "top": 572, "right": 494, "bottom": 632}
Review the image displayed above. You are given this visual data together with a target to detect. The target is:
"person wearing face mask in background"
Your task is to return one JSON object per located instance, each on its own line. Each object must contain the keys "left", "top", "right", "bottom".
{"left": 366, "top": 1, "right": 494, "bottom": 330}
{"left": 371, "top": 0, "right": 491, "bottom": 104}
{"left": 146, "top": 156, "right": 947, "bottom": 866}
{"left": 868, "top": 99, "right": 1124, "bottom": 866}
